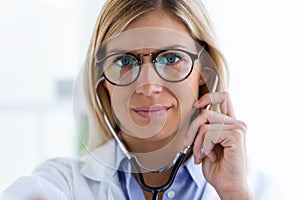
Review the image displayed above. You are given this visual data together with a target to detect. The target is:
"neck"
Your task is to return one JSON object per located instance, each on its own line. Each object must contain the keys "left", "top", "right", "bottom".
{"left": 133, "top": 144, "right": 193, "bottom": 200}
{"left": 120, "top": 122, "right": 190, "bottom": 172}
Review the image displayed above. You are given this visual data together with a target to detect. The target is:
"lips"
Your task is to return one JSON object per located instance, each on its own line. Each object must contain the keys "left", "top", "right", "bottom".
{"left": 132, "top": 105, "right": 171, "bottom": 119}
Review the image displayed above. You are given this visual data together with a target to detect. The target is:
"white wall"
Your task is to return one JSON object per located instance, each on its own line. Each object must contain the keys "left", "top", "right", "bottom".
{"left": 1, "top": 0, "right": 299, "bottom": 198}
{"left": 0, "top": 0, "right": 104, "bottom": 190}
{"left": 203, "top": 0, "right": 300, "bottom": 199}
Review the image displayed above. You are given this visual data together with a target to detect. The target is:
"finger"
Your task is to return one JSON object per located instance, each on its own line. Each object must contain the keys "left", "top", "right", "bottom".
{"left": 193, "top": 124, "right": 222, "bottom": 164}
{"left": 193, "top": 125, "right": 205, "bottom": 164}
{"left": 184, "top": 110, "right": 236, "bottom": 146}
{"left": 202, "top": 124, "right": 246, "bottom": 157}
{"left": 193, "top": 124, "right": 228, "bottom": 164}
{"left": 206, "top": 147, "right": 218, "bottom": 163}
{"left": 194, "top": 92, "right": 236, "bottom": 118}
{"left": 201, "top": 125, "right": 223, "bottom": 157}
{"left": 192, "top": 122, "right": 246, "bottom": 161}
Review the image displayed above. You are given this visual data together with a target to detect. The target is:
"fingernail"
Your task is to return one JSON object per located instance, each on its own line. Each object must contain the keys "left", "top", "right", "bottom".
{"left": 200, "top": 148, "right": 206, "bottom": 158}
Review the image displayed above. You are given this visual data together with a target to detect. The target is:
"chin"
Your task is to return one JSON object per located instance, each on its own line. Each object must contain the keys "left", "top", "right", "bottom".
{"left": 142, "top": 126, "right": 179, "bottom": 143}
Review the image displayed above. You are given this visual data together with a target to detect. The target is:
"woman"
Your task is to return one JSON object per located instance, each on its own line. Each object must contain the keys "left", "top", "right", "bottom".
{"left": 1, "top": 0, "right": 274, "bottom": 199}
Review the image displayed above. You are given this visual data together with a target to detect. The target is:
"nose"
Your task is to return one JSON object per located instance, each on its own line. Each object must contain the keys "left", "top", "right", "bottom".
{"left": 135, "top": 56, "right": 163, "bottom": 96}
{"left": 135, "top": 82, "right": 163, "bottom": 96}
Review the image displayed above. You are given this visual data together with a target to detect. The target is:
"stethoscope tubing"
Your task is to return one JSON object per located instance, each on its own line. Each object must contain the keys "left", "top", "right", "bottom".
{"left": 94, "top": 67, "right": 218, "bottom": 199}
{"left": 129, "top": 148, "right": 189, "bottom": 200}
{"left": 95, "top": 77, "right": 190, "bottom": 199}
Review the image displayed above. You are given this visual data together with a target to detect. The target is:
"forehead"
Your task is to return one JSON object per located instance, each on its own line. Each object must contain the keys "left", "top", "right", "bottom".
{"left": 100, "top": 28, "right": 200, "bottom": 56}
{"left": 125, "top": 9, "right": 189, "bottom": 33}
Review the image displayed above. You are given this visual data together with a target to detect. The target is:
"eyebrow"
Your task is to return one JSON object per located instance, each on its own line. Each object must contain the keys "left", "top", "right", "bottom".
{"left": 106, "top": 48, "right": 128, "bottom": 55}
{"left": 106, "top": 44, "right": 191, "bottom": 55}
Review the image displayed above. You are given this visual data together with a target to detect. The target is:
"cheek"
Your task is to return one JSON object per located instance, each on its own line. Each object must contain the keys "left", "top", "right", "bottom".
{"left": 104, "top": 80, "right": 114, "bottom": 97}
{"left": 105, "top": 81, "right": 129, "bottom": 108}
{"left": 174, "top": 71, "right": 200, "bottom": 123}
{"left": 166, "top": 76, "right": 199, "bottom": 124}
{"left": 107, "top": 84, "right": 130, "bottom": 116}
{"left": 104, "top": 81, "right": 130, "bottom": 125}
{"left": 171, "top": 70, "right": 200, "bottom": 103}
{"left": 189, "top": 68, "right": 201, "bottom": 97}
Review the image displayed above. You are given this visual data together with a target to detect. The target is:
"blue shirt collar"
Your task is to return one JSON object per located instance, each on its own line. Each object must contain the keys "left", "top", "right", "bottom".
{"left": 182, "top": 154, "right": 207, "bottom": 190}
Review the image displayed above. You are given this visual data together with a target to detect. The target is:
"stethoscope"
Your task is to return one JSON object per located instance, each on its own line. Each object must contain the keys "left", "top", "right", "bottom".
{"left": 95, "top": 69, "right": 218, "bottom": 200}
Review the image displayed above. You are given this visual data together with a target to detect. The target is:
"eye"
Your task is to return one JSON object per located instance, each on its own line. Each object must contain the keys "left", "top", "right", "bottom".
{"left": 158, "top": 52, "right": 182, "bottom": 65}
{"left": 115, "top": 55, "right": 136, "bottom": 67}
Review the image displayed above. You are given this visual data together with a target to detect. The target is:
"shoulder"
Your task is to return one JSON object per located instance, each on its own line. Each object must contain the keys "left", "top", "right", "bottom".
{"left": 0, "top": 157, "right": 82, "bottom": 200}
{"left": 1, "top": 141, "right": 128, "bottom": 200}
{"left": 33, "top": 157, "right": 83, "bottom": 180}
{"left": 33, "top": 140, "right": 119, "bottom": 183}
{"left": 1, "top": 148, "right": 126, "bottom": 200}
{"left": 32, "top": 157, "right": 84, "bottom": 190}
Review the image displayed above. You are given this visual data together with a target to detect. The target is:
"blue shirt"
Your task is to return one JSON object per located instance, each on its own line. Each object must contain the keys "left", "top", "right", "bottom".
{"left": 117, "top": 153, "right": 208, "bottom": 200}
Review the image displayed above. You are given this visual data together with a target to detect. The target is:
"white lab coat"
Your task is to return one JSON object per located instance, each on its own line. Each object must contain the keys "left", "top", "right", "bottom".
{"left": 0, "top": 140, "right": 282, "bottom": 200}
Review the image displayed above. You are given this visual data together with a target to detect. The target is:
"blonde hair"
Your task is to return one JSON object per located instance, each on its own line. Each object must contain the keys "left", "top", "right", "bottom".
{"left": 83, "top": 0, "right": 229, "bottom": 150}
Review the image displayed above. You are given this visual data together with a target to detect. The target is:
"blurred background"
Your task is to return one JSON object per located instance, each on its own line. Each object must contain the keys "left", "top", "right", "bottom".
{"left": 0, "top": 0, "right": 299, "bottom": 198}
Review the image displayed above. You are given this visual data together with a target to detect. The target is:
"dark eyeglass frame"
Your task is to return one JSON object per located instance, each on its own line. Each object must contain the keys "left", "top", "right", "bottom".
{"left": 95, "top": 43, "right": 206, "bottom": 86}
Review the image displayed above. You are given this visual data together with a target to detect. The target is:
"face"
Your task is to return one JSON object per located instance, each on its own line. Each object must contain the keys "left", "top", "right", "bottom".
{"left": 103, "top": 9, "right": 200, "bottom": 146}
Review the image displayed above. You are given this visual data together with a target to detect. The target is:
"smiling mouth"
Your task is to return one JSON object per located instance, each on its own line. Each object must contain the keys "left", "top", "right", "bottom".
{"left": 132, "top": 105, "right": 171, "bottom": 119}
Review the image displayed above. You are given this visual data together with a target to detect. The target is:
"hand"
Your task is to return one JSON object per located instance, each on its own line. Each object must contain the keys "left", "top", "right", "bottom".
{"left": 184, "top": 92, "right": 254, "bottom": 200}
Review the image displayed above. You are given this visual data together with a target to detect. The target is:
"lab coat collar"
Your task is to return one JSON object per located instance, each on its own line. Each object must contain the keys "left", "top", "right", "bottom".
{"left": 79, "top": 140, "right": 126, "bottom": 182}
{"left": 79, "top": 139, "right": 207, "bottom": 190}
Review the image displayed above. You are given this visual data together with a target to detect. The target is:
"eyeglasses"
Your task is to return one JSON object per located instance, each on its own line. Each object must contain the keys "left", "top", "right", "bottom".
{"left": 95, "top": 46, "right": 205, "bottom": 86}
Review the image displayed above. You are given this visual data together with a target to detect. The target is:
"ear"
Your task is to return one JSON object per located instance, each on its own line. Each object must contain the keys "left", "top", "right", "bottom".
{"left": 199, "top": 75, "right": 206, "bottom": 86}
{"left": 199, "top": 66, "right": 218, "bottom": 95}
{"left": 199, "top": 75, "right": 209, "bottom": 99}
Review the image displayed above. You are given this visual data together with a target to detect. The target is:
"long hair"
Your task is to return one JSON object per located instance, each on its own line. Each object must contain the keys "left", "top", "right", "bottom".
{"left": 83, "top": 0, "right": 229, "bottom": 150}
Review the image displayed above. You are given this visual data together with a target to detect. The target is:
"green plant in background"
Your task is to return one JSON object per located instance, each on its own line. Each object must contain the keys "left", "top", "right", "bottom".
{"left": 76, "top": 114, "right": 89, "bottom": 157}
